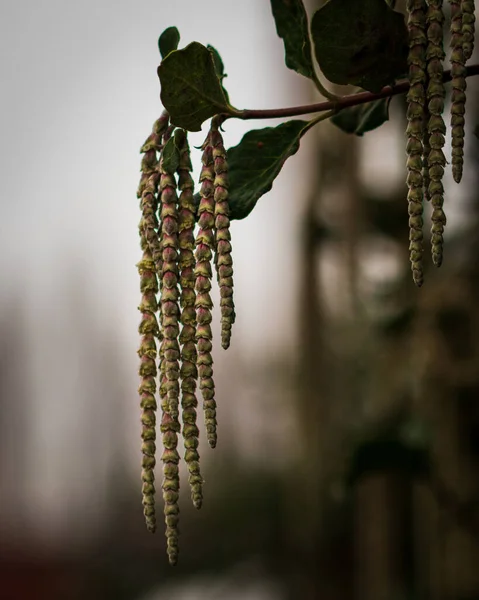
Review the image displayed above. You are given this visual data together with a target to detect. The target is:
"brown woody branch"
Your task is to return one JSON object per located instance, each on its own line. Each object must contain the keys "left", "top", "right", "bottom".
{"left": 232, "top": 64, "right": 479, "bottom": 121}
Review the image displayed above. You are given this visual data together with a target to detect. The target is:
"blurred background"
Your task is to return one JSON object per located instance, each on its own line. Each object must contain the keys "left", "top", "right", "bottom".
{"left": 1, "top": 1, "right": 479, "bottom": 599}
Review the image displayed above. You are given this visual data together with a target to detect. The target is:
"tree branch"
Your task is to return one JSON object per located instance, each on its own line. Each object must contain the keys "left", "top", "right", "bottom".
{"left": 232, "top": 64, "right": 479, "bottom": 121}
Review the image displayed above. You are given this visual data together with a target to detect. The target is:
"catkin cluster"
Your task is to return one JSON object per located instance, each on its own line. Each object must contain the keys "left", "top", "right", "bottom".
{"left": 405, "top": 0, "right": 475, "bottom": 284}
{"left": 136, "top": 112, "right": 235, "bottom": 564}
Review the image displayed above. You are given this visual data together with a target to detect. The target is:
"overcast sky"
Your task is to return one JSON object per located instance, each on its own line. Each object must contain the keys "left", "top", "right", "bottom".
{"left": 0, "top": 0, "right": 317, "bottom": 353}
{"left": 0, "top": 0, "right": 317, "bottom": 543}
{"left": 3, "top": 0, "right": 474, "bottom": 549}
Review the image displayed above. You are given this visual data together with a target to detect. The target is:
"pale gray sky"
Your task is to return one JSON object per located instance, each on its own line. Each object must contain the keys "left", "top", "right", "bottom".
{"left": 0, "top": 0, "right": 313, "bottom": 543}
{"left": 3, "top": 0, "right": 470, "bottom": 548}
{"left": 0, "top": 0, "right": 316, "bottom": 353}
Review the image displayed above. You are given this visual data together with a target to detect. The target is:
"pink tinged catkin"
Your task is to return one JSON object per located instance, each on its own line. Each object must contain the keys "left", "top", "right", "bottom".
{"left": 450, "top": 0, "right": 467, "bottom": 184}
{"left": 139, "top": 111, "right": 170, "bottom": 277}
{"left": 136, "top": 115, "right": 171, "bottom": 534}
{"left": 406, "top": 0, "right": 428, "bottom": 286}
{"left": 461, "top": 0, "right": 476, "bottom": 61}
{"left": 426, "top": 0, "right": 447, "bottom": 268}
{"left": 137, "top": 241, "right": 160, "bottom": 533}
{"left": 159, "top": 355, "right": 181, "bottom": 566}
{"left": 210, "top": 123, "right": 235, "bottom": 350}
{"left": 159, "top": 149, "right": 181, "bottom": 420}
{"left": 195, "top": 133, "right": 217, "bottom": 449}
{"left": 175, "top": 129, "right": 204, "bottom": 508}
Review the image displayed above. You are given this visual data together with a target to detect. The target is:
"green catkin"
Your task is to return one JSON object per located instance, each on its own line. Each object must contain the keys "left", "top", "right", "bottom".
{"left": 422, "top": 127, "right": 431, "bottom": 202}
{"left": 160, "top": 358, "right": 181, "bottom": 566}
{"left": 137, "top": 242, "right": 160, "bottom": 533}
{"left": 426, "top": 0, "right": 447, "bottom": 267}
{"left": 159, "top": 150, "right": 181, "bottom": 419}
{"left": 195, "top": 132, "right": 218, "bottom": 449}
{"left": 140, "top": 118, "right": 169, "bottom": 276}
{"left": 450, "top": 0, "right": 468, "bottom": 183}
{"left": 175, "top": 129, "right": 204, "bottom": 509}
{"left": 461, "top": 0, "right": 476, "bottom": 61}
{"left": 137, "top": 112, "right": 169, "bottom": 202}
{"left": 136, "top": 117, "right": 170, "bottom": 534}
{"left": 210, "top": 123, "right": 236, "bottom": 350}
{"left": 406, "top": 0, "right": 428, "bottom": 286}
{"left": 422, "top": 70, "right": 431, "bottom": 202}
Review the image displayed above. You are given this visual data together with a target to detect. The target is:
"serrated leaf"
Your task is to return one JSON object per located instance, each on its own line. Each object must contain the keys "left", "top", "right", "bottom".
{"left": 161, "top": 137, "right": 180, "bottom": 173}
{"left": 158, "top": 26, "right": 180, "bottom": 59}
{"left": 207, "top": 44, "right": 230, "bottom": 103}
{"left": 227, "top": 120, "right": 309, "bottom": 220}
{"left": 311, "top": 0, "right": 408, "bottom": 93}
{"left": 332, "top": 97, "right": 391, "bottom": 136}
{"left": 158, "top": 42, "right": 233, "bottom": 132}
{"left": 270, "top": 0, "right": 314, "bottom": 79}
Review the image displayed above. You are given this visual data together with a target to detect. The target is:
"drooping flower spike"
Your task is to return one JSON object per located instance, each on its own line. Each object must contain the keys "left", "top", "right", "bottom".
{"left": 210, "top": 118, "right": 236, "bottom": 350}
{"left": 426, "top": 0, "right": 447, "bottom": 268}
{"left": 406, "top": 0, "right": 428, "bottom": 286}
{"left": 136, "top": 114, "right": 169, "bottom": 533}
{"left": 160, "top": 365, "right": 181, "bottom": 566}
{"left": 159, "top": 142, "right": 181, "bottom": 420}
{"left": 461, "top": 0, "right": 476, "bottom": 61}
{"left": 137, "top": 241, "right": 160, "bottom": 533}
{"left": 195, "top": 131, "right": 218, "bottom": 448}
{"left": 175, "top": 128, "right": 204, "bottom": 509}
{"left": 450, "top": 0, "right": 468, "bottom": 184}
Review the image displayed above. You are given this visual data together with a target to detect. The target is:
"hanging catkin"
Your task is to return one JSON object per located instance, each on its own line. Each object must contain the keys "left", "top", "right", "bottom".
{"left": 426, "top": 0, "right": 447, "bottom": 267}
{"left": 211, "top": 121, "right": 236, "bottom": 350}
{"left": 406, "top": 0, "right": 428, "bottom": 286}
{"left": 195, "top": 132, "right": 218, "bottom": 448}
{"left": 159, "top": 147, "right": 181, "bottom": 419}
{"left": 422, "top": 69, "right": 431, "bottom": 203}
{"left": 450, "top": 0, "right": 467, "bottom": 183}
{"left": 461, "top": 0, "right": 476, "bottom": 60}
{"left": 137, "top": 242, "right": 160, "bottom": 533}
{"left": 142, "top": 113, "right": 170, "bottom": 271}
{"left": 175, "top": 128, "right": 204, "bottom": 509}
{"left": 160, "top": 358, "right": 181, "bottom": 566}
{"left": 136, "top": 117, "right": 168, "bottom": 534}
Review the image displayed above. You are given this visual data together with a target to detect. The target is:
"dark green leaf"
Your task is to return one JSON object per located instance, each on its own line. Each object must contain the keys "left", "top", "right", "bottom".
{"left": 331, "top": 97, "right": 391, "bottom": 136}
{"left": 158, "top": 26, "right": 180, "bottom": 59}
{"left": 227, "top": 120, "right": 309, "bottom": 220}
{"left": 207, "top": 45, "right": 226, "bottom": 82}
{"left": 270, "top": 0, "right": 314, "bottom": 79}
{"left": 161, "top": 137, "right": 180, "bottom": 173}
{"left": 158, "top": 42, "right": 232, "bottom": 132}
{"left": 474, "top": 124, "right": 479, "bottom": 138}
{"left": 311, "top": 0, "right": 408, "bottom": 93}
{"left": 207, "top": 44, "right": 230, "bottom": 103}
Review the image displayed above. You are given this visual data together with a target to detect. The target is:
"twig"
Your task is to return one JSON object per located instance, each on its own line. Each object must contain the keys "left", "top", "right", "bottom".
{"left": 228, "top": 64, "right": 479, "bottom": 121}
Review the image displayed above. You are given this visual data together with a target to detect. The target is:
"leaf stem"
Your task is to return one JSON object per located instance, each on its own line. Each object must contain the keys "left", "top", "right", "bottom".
{"left": 304, "top": 109, "right": 337, "bottom": 133}
{"left": 311, "top": 70, "right": 341, "bottom": 102}
{"left": 228, "top": 64, "right": 479, "bottom": 121}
